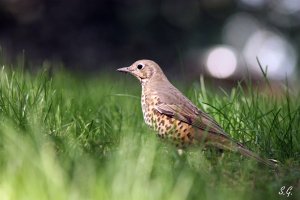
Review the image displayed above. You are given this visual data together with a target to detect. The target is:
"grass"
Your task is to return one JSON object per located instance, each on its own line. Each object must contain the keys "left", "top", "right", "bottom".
{"left": 0, "top": 58, "right": 299, "bottom": 200}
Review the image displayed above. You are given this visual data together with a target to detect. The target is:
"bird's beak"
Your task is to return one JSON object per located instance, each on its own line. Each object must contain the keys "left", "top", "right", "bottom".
{"left": 117, "top": 67, "right": 130, "bottom": 73}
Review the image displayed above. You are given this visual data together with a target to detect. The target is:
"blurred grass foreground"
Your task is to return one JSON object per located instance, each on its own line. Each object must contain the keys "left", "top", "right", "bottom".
{"left": 0, "top": 57, "right": 299, "bottom": 200}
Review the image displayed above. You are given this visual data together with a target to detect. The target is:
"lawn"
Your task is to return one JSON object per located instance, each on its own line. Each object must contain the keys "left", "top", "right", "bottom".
{"left": 0, "top": 58, "right": 299, "bottom": 200}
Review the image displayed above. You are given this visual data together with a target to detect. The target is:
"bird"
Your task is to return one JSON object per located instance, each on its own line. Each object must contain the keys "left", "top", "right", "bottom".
{"left": 117, "top": 59, "right": 277, "bottom": 168}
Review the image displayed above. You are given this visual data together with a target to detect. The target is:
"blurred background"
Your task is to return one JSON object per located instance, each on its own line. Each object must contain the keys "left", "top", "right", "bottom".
{"left": 0, "top": 0, "right": 299, "bottom": 85}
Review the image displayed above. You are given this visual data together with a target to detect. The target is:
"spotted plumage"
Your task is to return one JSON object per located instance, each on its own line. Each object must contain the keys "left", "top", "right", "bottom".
{"left": 117, "top": 59, "right": 277, "bottom": 168}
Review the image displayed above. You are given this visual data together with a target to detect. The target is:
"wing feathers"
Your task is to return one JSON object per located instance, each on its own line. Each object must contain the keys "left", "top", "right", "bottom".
{"left": 154, "top": 103, "right": 229, "bottom": 138}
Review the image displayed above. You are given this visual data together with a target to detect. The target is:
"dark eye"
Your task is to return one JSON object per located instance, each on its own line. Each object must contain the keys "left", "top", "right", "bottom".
{"left": 137, "top": 64, "right": 143, "bottom": 70}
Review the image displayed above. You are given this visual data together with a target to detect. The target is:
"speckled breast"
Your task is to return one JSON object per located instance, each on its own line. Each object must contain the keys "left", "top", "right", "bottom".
{"left": 141, "top": 90, "right": 195, "bottom": 147}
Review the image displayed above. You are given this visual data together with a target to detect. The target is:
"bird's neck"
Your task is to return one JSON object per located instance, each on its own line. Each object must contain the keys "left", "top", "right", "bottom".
{"left": 141, "top": 77, "right": 172, "bottom": 97}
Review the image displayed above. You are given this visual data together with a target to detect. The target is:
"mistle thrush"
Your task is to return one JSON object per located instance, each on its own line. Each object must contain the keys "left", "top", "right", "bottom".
{"left": 117, "top": 59, "right": 276, "bottom": 168}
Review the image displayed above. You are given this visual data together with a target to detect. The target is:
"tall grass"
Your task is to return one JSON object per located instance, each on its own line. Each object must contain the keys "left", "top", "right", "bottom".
{"left": 0, "top": 58, "right": 299, "bottom": 199}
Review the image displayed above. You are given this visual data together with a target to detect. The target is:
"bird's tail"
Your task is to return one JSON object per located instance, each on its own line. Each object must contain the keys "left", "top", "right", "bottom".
{"left": 235, "top": 142, "right": 278, "bottom": 169}
{"left": 204, "top": 134, "right": 278, "bottom": 168}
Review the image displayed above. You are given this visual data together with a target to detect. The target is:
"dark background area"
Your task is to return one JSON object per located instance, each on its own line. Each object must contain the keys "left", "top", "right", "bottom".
{"left": 0, "top": 0, "right": 300, "bottom": 82}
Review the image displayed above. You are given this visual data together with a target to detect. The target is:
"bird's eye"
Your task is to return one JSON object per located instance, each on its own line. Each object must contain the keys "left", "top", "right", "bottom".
{"left": 137, "top": 64, "right": 144, "bottom": 70}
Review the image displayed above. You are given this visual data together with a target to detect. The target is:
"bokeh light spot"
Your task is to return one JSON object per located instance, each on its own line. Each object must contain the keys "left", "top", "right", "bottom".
{"left": 206, "top": 46, "right": 237, "bottom": 79}
{"left": 243, "top": 30, "right": 297, "bottom": 79}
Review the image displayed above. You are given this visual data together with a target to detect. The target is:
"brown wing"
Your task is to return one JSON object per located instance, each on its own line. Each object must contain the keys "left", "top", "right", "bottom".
{"left": 151, "top": 80, "right": 229, "bottom": 138}
{"left": 154, "top": 103, "right": 230, "bottom": 138}
{"left": 154, "top": 100, "right": 277, "bottom": 168}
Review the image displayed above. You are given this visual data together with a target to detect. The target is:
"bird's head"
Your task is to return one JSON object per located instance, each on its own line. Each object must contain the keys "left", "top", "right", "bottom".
{"left": 117, "top": 59, "right": 165, "bottom": 83}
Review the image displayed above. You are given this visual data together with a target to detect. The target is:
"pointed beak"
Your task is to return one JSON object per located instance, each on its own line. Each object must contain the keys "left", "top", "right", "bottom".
{"left": 117, "top": 67, "right": 130, "bottom": 73}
